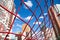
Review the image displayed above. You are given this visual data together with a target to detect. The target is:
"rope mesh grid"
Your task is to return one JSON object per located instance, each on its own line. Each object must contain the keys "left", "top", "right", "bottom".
{"left": 0, "top": 0, "right": 54, "bottom": 40}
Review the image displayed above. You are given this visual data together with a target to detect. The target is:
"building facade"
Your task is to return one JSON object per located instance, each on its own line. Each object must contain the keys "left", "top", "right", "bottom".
{"left": 48, "top": 4, "right": 60, "bottom": 39}
{"left": 0, "top": 0, "right": 15, "bottom": 40}
{"left": 22, "top": 24, "right": 32, "bottom": 40}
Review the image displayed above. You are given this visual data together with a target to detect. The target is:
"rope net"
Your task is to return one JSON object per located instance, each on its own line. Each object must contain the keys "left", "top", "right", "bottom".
{"left": 0, "top": 0, "right": 56, "bottom": 40}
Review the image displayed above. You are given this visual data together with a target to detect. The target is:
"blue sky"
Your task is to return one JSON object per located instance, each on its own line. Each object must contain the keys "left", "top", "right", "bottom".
{"left": 12, "top": 0, "right": 60, "bottom": 33}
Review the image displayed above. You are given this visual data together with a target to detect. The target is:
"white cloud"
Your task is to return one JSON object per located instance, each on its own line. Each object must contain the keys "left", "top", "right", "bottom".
{"left": 24, "top": 0, "right": 33, "bottom": 9}
{"left": 33, "top": 21, "right": 41, "bottom": 25}
{"left": 25, "top": 16, "right": 33, "bottom": 20}
{"left": 44, "top": 13, "right": 47, "bottom": 15}
{"left": 16, "top": 24, "right": 22, "bottom": 28}
{"left": 16, "top": 14, "right": 20, "bottom": 19}
{"left": 16, "top": 14, "right": 23, "bottom": 19}
{"left": 39, "top": 13, "right": 47, "bottom": 19}
{"left": 17, "top": 14, "right": 20, "bottom": 17}
{"left": 39, "top": 16, "right": 44, "bottom": 19}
